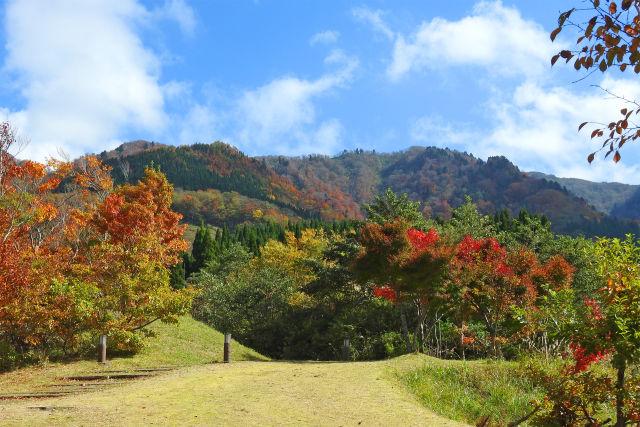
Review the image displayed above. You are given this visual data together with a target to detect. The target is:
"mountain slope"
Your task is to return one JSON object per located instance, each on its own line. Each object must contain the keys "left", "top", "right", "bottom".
{"left": 103, "top": 142, "right": 359, "bottom": 221}
{"left": 527, "top": 171, "right": 639, "bottom": 218}
{"left": 99, "top": 141, "right": 640, "bottom": 237}
{"left": 264, "top": 146, "right": 638, "bottom": 236}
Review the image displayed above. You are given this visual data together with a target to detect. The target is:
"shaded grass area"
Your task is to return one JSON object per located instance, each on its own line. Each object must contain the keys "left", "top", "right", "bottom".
{"left": 0, "top": 316, "right": 267, "bottom": 394}
{"left": 398, "top": 358, "right": 542, "bottom": 426}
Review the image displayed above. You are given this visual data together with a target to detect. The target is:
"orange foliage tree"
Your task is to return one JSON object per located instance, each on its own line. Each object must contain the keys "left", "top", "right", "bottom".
{"left": 0, "top": 122, "right": 194, "bottom": 357}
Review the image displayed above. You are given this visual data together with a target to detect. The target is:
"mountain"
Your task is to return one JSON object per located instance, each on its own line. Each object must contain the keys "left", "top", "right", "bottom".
{"left": 527, "top": 171, "right": 640, "bottom": 219}
{"left": 98, "top": 141, "right": 640, "bottom": 237}
{"left": 98, "top": 140, "right": 168, "bottom": 160}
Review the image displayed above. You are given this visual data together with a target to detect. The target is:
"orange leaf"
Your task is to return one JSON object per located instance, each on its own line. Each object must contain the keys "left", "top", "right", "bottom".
{"left": 610, "top": 2, "right": 617, "bottom": 14}
{"left": 614, "top": 151, "right": 621, "bottom": 163}
{"left": 588, "top": 153, "right": 595, "bottom": 163}
{"left": 600, "top": 59, "right": 608, "bottom": 71}
{"left": 551, "top": 27, "right": 562, "bottom": 41}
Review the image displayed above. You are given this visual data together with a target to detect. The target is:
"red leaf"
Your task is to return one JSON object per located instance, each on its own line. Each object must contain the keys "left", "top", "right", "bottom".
{"left": 588, "top": 153, "right": 595, "bottom": 163}
{"left": 579, "top": 122, "right": 588, "bottom": 131}
{"left": 551, "top": 27, "right": 562, "bottom": 42}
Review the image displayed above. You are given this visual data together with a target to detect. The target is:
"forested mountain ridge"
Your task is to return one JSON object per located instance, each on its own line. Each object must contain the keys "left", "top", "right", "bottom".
{"left": 97, "top": 141, "right": 640, "bottom": 237}
{"left": 101, "top": 141, "right": 360, "bottom": 222}
{"left": 527, "top": 171, "right": 640, "bottom": 219}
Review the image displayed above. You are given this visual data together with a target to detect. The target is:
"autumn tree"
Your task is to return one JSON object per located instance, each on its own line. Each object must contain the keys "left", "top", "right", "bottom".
{"left": 449, "top": 236, "right": 538, "bottom": 357}
{"left": 0, "top": 123, "right": 116, "bottom": 353}
{"left": 0, "top": 123, "right": 194, "bottom": 357}
{"left": 583, "top": 236, "right": 640, "bottom": 425}
{"left": 85, "top": 167, "right": 195, "bottom": 349}
{"left": 353, "top": 219, "right": 454, "bottom": 353}
{"left": 551, "top": 0, "right": 640, "bottom": 162}
{"left": 528, "top": 236, "right": 640, "bottom": 426}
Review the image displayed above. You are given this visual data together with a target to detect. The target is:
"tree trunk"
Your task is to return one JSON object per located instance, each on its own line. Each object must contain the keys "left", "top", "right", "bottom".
{"left": 459, "top": 319, "right": 465, "bottom": 361}
{"left": 400, "top": 304, "right": 414, "bottom": 353}
{"left": 615, "top": 361, "right": 626, "bottom": 427}
{"left": 413, "top": 301, "right": 429, "bottom": 354}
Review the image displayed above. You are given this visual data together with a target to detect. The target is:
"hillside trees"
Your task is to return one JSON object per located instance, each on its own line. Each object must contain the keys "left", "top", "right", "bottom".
{"left": 190, "top": 228, "right": 401, "bottom": 359}
{"left": 552, "top": 0, "right": 640, "bottom": 162}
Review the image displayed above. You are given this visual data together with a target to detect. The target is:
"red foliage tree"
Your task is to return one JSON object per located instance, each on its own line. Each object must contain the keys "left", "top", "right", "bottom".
{"left": 450, "top": 235, "right": 538, "bottom": 356}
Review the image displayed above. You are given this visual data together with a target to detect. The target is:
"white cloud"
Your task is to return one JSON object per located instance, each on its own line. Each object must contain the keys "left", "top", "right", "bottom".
{"left": 387, "top": 1, "right": 555, "bottom": 81}
{"left": 0, "top": 0, "right": 198, "bottom": 162}
{"left": 310, "top": 30, "right": 339, "bottom": 46}
{"left": 174, "top": 51, "right": 358, "bottom": 156}
{"left": 388, "top": 1, "right": 640, "bottom": 183}
{"left": 178, "top": 103, "right": 221, "bottom": 145}
{"left": 153, "top": 0, "right": 196, "bottom": 37}
{"left": 410, "top": 77, "right": 640, "bottom": 184}
{"left": 231, "top": 53, "right": 357, "bottom": 155}
{"left": 410, "top": 115, "right": 474, "bottom": 147}
{"left": 163, "top": 80, "right": 192, "bottom": 100}
{"left": 352, "top": 7, "right": 394, "bottom": 40}
{"left": 477, "top": 77, "right": 640, "bottom": 183}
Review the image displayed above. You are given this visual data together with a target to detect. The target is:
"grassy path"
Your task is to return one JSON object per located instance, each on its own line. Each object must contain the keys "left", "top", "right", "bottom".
{"left": 0, "top": 356, "right": 466, "bottom": 426}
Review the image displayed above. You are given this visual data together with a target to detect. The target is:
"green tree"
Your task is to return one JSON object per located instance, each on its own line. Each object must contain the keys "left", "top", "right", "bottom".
{"left": 587, "top": 235, "right": 640, "bottom": 425}
{"left": 191, "top": 220, "right": 216, "bottom": 273}
{"left": 496, "top": 209, "right": 554, "bottom": 255}
{"left": 362, "top": 188, "right": 427, "bottom": 228}
{"left": 445, "top": 196, "right": 495, "bottom": 241}
{"left": 190, "top": 243, "right": 295, "bottom": 356}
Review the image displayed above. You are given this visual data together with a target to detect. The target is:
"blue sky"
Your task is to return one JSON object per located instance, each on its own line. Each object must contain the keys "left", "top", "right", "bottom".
{"left": 2, "top": 0, "right": 640, "bottom": 184}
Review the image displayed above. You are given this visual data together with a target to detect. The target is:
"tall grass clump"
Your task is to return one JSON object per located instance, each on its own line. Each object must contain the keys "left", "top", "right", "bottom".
{"left": 400, "top": 360, "right": 542, "bottom": 426}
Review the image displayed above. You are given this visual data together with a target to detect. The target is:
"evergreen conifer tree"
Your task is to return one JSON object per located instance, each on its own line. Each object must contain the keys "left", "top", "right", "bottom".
{"left": 192, "top": 220, "right": 216, "bottom": 273}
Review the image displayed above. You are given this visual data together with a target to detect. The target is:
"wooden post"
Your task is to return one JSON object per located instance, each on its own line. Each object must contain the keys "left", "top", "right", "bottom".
{"left": 343, "top": 338, "right": 350, "bottom": 361}
{"left": 98, "top": 335, "right": 107, "bottom": 363}
{"left": 223, "top": 333, "right": 231, "bottom": 363}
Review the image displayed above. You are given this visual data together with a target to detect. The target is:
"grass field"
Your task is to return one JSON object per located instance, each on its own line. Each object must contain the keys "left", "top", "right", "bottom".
{"left": 0, "top": 356, "right": 468, "bottom": 426}
{"left": 0, "top": 317, "right": 540, "bottom": 426}
{"left": 0, "top": 316, "right": 266, "bottom": 396}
